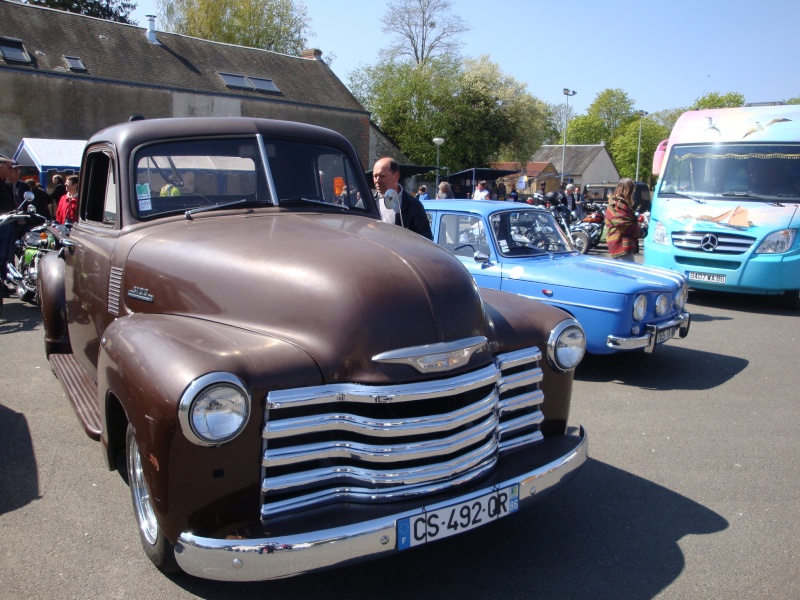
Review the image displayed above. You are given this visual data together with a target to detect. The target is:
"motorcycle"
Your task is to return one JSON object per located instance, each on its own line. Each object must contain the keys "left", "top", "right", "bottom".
{"left": 637, "top": 210, "right": 650, "bottom": 239}
{"left": 577, "top": 202, "right": 606, "bottom": 249}
{"left": 1, "top": 197, "right": 34, "bottom": 316}
{"left": 548, "top": 204, "right": 591, "bottom": 254}
{"left": 5, "top": 192, "right": 70, "bottom": 305}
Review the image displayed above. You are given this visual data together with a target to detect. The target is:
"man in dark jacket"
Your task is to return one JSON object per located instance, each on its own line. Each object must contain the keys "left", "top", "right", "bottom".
{"left": 1, "top": 156, "right": 19, "bottom": 287}
{"left": 372, "top": 157, "right": 433, "bottom": 240}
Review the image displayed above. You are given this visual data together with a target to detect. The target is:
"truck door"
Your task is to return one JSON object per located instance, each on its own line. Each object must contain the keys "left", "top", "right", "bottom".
{"left": 63, "top": 146, "right": 120, "bottom": 378}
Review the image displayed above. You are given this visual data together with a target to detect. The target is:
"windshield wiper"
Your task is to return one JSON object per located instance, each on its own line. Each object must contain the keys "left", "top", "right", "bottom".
{"left": 185, "top": 198, "right": 248, "bottom": 218}
{"left": 281, "top": 196, "right": 349, "bottom": 210}
{"left": 663, "top": 191, "right": 706, "bottom": 204}
{"left": 716, "top": 191, "right": 788, "bottom": 207}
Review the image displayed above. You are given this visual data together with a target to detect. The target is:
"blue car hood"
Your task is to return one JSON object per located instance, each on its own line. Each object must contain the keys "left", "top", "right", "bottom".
{"left": 503, "top": 254, "right": 685, "bottom": 294}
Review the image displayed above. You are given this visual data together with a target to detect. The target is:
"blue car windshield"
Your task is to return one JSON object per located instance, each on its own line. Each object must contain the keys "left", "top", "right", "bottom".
{"left": 490, "top": 210, "right": 574, "bottom": 256}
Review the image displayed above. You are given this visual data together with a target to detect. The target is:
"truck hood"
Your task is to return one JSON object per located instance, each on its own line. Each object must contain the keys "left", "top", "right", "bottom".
{"left": 654, "top": 197, "right": 799, "bottom": 234}
{"left": 121, "top": 212, "right": 488, "bottom": 383}
{"left": 503, "top": 254, "right": 686, "bottom": 295}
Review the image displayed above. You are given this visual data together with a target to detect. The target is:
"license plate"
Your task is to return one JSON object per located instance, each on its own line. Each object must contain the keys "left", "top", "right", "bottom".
{"left": 396, "top": 485, "right": 519, "bottom": 550}
{"left": 656, "top": 326, "right": 676, "bottom": 344}
{"left": 688, "top": 271, "right": 726, "bottom": 284}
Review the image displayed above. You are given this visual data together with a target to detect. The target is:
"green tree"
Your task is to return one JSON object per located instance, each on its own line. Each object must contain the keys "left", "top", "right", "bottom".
{"left": 691, "top": 91, "right": 745, "bottom": 110}
{"left": 156, "top": 0, "right": 313, "bottom": 55}
{"left": 609, "top": 117, "right": 670, "bottom": 183}
{"left": 586, "top": 88, "right": 636, "bottom": 140}
{"left": 649, "top": 107, "right": 686, "bottom": 133}
{"left": 565, "top": 114, "right": 607, "bottom": 145}
{"left": 380, "top": 0, "right": 470, "bottom": 65}
{"left": 784, "top": 96, "right": 800, "bottom": 105}
{"left": 349, "top": 55, "right": 547, "bottom": 172}
{"left": 24, "top": 0, "right": 136, "bottom": 23}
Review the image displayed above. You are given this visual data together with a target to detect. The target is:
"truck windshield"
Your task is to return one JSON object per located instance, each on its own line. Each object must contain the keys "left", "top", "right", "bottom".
{"left": 133, "top": 136, "right": 369, "bottom": 218}
{"left": 659, "top": 143, "right": 800, "bottom": 201}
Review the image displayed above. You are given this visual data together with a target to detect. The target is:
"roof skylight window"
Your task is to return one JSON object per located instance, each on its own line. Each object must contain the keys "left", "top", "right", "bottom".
{"left": 0, "top": 37, "right": 32, "bottom": 64}
{"left": 218, "top": 72, "right": 281, "bottom": 94}
{"left": 64, "top": 55, "right": 87, "bottom": 71}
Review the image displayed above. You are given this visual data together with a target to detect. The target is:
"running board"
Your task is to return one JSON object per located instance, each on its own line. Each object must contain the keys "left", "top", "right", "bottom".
{"left": 49, "top": 353, "right": 101, "bottom": 441}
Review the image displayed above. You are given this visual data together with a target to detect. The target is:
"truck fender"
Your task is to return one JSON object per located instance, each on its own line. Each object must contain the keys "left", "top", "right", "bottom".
{"left": 97, "top": 313, "right": 322, "bottom": 541}
{"left": 38, "top": 251, "right": 71, "bottom": 356}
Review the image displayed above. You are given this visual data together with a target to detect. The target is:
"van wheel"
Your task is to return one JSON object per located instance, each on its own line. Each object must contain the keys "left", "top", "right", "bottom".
{"left": 126, "top": 424, "right": 180, "bottom": 573}
{"left": 783, "top": 290, "right": 800, "bottom": 311}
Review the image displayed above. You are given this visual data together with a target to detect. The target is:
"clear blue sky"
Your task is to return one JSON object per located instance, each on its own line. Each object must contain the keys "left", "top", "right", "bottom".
{"left": 130, "top": 0, "right": 800, "bottom": 116}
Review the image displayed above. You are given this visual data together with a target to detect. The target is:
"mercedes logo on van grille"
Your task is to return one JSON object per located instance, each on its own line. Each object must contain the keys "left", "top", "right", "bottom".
{"left": 700, "top": 234, "right": 719, "bottom": 252}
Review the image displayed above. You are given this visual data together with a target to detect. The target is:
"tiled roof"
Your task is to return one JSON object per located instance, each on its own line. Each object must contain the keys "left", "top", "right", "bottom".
{"left": 491, "top": 160, "right": 552, "bottom": 175}
{"left": 530, "top": 144, "right": 607, "bottom": 176}
{"left": 0, "top": 0, "right": 365, "bottom": 113}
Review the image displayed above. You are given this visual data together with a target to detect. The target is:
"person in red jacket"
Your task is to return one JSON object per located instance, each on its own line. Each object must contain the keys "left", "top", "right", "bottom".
{"left": 55, "top": 175, "right": 79, "bottom": 224}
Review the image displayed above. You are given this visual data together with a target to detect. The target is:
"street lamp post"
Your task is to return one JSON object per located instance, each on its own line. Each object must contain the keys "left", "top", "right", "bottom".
{"left": 635, "top": 110, "right": 648, "bottom": 181}
{"left": 561, "top": 89, "right": 576, "bottom": 184}
{"left": 433, "top": 137, "right": 445, "bottom": 186}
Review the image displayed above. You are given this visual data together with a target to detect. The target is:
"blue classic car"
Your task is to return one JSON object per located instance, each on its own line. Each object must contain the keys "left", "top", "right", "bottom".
{"left": 422, "top": 199, "right": 691, "bottom": 354}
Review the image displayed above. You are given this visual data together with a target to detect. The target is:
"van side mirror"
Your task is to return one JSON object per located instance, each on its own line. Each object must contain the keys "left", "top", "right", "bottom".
{"left": 652, "top": 139, "right": 668, "bottom": 176}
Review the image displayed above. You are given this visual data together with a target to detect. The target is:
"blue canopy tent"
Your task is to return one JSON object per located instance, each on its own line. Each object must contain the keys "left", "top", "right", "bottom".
{"left": 13, "top": 138, "right": 86, "bottom": 185}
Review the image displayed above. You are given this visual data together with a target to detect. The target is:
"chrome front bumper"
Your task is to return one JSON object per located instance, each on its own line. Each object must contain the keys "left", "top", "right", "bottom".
{"left": 606, "top": 311, "right": 691, "bottom": 353}
{"left": 174, "top": 426, "right": 588, "bottom": 582}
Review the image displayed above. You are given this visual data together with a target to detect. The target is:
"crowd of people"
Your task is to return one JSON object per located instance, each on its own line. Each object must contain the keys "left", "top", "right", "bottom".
{"left": 1, "top": 154, "right": 79, "bottom": 288}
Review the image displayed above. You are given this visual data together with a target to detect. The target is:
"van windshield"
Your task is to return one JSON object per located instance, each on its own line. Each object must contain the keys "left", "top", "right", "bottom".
{"left": 659, "top": 143, "right": 800, "bottom": 200}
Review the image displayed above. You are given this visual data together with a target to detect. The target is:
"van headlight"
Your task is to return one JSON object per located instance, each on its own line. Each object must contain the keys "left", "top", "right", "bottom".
{"left": 179, "top": 373, "right": 251, "bottom": 446}
{"left": 756, "top": 229, "right": 796, "bottom": 254}
{"left": 547, "top": 319, "right": 586, "bottom": 372}
{"left": 652, "top": 220, "right": 668, "bottom": 245}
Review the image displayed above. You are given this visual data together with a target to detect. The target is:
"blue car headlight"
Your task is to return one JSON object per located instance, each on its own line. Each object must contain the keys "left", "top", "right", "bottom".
{"left": 655, "top": 293, "right": 669, "bottom": 316}
{"left": 633, "top": 294, "right": 647, "bottom": 322}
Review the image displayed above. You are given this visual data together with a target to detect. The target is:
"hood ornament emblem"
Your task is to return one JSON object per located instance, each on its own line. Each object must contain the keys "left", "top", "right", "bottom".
{"left": 373, "top": 336, "right": 487, "bottom": 374}
{"left": 127, "top": 286, "right": 154, "bottom": 302}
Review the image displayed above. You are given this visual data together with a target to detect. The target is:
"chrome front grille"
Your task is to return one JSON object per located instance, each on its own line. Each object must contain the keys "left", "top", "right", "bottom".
{"left": 672, "top": 231, "right": 756, "bottom": 254}
{"left": 261, "top": 346, "right": 544, "bottom": 521}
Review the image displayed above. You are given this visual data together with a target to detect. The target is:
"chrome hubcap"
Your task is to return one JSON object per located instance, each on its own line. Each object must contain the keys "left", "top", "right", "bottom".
{"left": 128, "top": 432, "right": 159, "bottom": 545}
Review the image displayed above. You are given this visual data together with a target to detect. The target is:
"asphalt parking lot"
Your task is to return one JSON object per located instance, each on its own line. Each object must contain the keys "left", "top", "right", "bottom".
{"left": 1, "top": 278, "right": 798, "bottom": 599}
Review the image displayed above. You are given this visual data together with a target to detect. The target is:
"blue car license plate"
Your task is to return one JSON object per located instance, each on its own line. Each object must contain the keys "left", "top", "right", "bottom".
{"left": 396, "top": 485, "right": 519, "bottom": 550}
{"left": 656, "top": 326, "right": 676, "bottom": 344}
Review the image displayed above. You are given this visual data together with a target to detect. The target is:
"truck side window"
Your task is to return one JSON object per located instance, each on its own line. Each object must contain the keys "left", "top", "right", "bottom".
{"left": 82, "top": 150, "right": 116, "bottom": 226}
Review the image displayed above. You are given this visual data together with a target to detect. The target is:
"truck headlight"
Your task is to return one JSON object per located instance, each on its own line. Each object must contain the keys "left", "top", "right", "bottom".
{"left": 547, "top": 319, "right": 586, "bottom": 372}
{"left": 633, "top": 294, "right": 647, "bottom": 321}
{"left": 179, "top": 373, "right": 251, "bottom": 446}
{"left": 755, "top": 229, "right": 796, "bottom": 254}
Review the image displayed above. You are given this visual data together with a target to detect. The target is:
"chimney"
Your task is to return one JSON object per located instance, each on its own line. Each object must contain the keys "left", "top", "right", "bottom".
{"left": 300, "top": 48, "right": 323, "bottom": 61}
{"left": 145, "top": 15, "right": 161, "bottom": 45}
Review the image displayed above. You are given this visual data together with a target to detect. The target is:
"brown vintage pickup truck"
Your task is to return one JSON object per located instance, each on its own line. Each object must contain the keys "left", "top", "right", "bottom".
{"left": 38, "top": 117, "right": 588, "bottom": 581}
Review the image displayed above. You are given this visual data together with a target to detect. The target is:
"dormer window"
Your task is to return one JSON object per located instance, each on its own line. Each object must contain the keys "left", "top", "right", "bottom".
{"left": 218, "top": 72, "right": 281, "bottom": 95}
{"left": 0, "top": 36, "right": 32, "bottom": 64}
{"left": 64, "top": 55, "right": 87, "bottom": 71}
